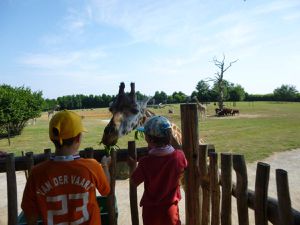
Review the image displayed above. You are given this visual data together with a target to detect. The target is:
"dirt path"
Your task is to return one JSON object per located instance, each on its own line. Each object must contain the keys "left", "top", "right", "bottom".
{"left": 1, "top": 149, "right": 299, "bottom": 225}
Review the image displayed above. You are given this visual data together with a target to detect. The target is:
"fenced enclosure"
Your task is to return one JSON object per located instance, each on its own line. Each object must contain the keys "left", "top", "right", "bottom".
{"left": 0, "top": 103, "right": 299, "bottom": 225}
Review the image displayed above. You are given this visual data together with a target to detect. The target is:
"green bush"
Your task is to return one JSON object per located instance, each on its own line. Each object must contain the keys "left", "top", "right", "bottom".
{"left": 0, "top": 84, "right": 43, "bottom": 138}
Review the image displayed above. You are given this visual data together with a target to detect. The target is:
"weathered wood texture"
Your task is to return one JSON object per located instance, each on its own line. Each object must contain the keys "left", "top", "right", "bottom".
{"left": 180, "top": 104, "right": 201, "bottom": 225}
{"left": 221, "top": 153, "right": 232, "bottom": 225}
{"left": 128, "top": 141, "right": 139, "bottom": 225}
{"left": 84, "top": 148, "right": 94, "bottom": 158}
{"left": 199, "top": 144, "right": 210, "bottom": 225}
{"left": 209, "top": 152, "right": 220, "bottom": 225}
{"left": 2, "top": 149, "right": 300, "bottom": 225}
{"left": 25, "top": 152, "right": 34, "bottom": 176}
{"left": 232, "top": 154, "right": 249, "bottom": 225}
{"left": 43, "top": 148, "right": 52, "bottom": 159}
{"left": 254, "top": 162, "right": 270, "bottom": 225}
{"left": 6, "top": 153, "right": 18, "bottom": 225}
{"left": 107, "top": 150, "right": 117, "bottom": 225}
{"left": 0, "top": 147, "right": 149, "bottom": 172}
{"left": 276, "top": 169, "right": 294, "bottom": 225}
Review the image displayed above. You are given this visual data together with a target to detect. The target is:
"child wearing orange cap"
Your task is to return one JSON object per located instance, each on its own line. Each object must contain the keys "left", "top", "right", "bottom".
{"left": 21, "top": 110, "right": 111, "bottom": 225}
{"left": 129, "top": 116, "right": 187, "bottom": 225}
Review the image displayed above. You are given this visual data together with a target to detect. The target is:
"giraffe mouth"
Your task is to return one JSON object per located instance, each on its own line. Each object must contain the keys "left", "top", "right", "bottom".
{"left": 101, "top": 119, "right": 119, "bottom": 147}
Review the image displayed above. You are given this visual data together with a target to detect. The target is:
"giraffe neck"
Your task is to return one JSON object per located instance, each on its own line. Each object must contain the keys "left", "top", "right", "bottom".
{"left": 170, "top": 123, "right": 182, "bottom": 149}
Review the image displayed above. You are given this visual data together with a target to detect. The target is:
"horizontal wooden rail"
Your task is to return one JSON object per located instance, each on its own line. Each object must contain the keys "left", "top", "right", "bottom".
{"left": 2, "top": 145, "right": 300, "bottom": 225}
{"left": 0, "top": 147, "right": 149, "bottom": 173}
{"left": 231, "top": 181, "right": 300, "bottom": 224}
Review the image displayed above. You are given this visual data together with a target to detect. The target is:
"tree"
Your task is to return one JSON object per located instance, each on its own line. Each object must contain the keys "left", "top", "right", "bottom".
{"left": 43, "top": 98, "right": 59, "bottom": 111}
{"left": 0, "top": 85, "right": 43, "bottom": 144}
{"left": 208, "top": 55, "right": 238, "bottom": 109}
{"left": 153, "top": 91, "right": 168, "bottom": 104}
{"left": 273, "top": 84, "right": 298, "bottom": 101}
{"left": 211, "top": 79, "right": 233, "bottom": 102}
{"left": 228, "top": 84, "right": 246, "bottom": 102}
{"left": 194, "top": 80, "right": 210, "bottom": 102}
{"left": 135, "top": 91, "right": 147, "bottom": 101}
{"left": 172, "top": 91, "right": 187, "bottom": 103}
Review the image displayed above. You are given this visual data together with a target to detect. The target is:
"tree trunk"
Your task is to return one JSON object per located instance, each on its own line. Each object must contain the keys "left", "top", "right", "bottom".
{"left": 218, "top": 87, "right": 224, "bottom": 110}
{"left": 7, "top": 124, "right": 11, "bottom": 146}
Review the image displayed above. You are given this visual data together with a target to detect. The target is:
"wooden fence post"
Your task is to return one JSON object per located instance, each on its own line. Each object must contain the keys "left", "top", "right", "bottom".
{"left": 21, "top": 151, "right": 28, "bottom": 179}
{"left": 107, "top": 150, "right": 117, "bottom": 225}
{"left": 6, "top": 153, "right": 18, "bottom": 225}
{"left": 25, "top": 152, "right": 34, "bottom": 175}
{"left": 128, "top": 141, "right": 139, "bottom": 225}
{"left": 276, "top": 169, "right": 294, "bottom": 225}
{"left": 221, "top": 153, "right": 232, "bottom": 225}
{"left": 84, "top": 148, "right": 94, "bottom": 158}
{"left": 210, "top": 152, "right": 220, "bottom": 225}
{"left": 199, "top": 144, "right": 210, "bottom": 225}
{"left": 254, "top": 162, "right": 270, "bottom": 225}
{"left": 180, "top": 103, "right": 201, "bottom": 225}
{"left": 44, "top": 148, "right": 52, "bottom": 160}
{"left": 232, "top": 154, "right": 249, "bottom": 225}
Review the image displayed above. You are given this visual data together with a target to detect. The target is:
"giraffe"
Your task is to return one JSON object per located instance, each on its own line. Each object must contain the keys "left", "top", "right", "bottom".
{"left": 193, "top": 96, "right": 206, "bottom": 119}
{"left": 101, "top": 82, "right": 202, "bottom": 149}
{"left": 48, "top": 104, "right": 60, "bottom": 120}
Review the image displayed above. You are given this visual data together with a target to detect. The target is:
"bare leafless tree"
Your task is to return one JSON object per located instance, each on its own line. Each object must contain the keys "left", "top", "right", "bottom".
{"left": 208, "top": 54, "right": 238, "bottom": 110}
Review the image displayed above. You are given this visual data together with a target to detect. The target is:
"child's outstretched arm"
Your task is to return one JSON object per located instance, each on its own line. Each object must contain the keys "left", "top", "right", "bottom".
{"left": 128, "top": 156, "right": 145, "bottom": 187}
{"left": 127, "top": 156, "right": 138, "bottom": 187}
{"left": 101, "top": 156, "right": 111, "bottom": 183}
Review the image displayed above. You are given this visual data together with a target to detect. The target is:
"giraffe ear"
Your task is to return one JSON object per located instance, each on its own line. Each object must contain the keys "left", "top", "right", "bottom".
{"left": 143, "top": 97, "right": 152, "bottom": 107}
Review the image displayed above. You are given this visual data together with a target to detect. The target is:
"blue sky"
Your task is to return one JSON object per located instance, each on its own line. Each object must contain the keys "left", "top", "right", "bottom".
{"left": 1, "top": 0, "right": 300, "bottom": 99}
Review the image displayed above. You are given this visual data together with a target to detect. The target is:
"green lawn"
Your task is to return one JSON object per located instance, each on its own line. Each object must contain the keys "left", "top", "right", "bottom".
{"left": 1, "top": 102, "right": 300, "bottom": 163}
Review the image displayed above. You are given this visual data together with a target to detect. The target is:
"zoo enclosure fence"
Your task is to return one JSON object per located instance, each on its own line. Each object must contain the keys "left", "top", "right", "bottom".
{"left": 0, "top": 103, "right": 299, "bottom": 225}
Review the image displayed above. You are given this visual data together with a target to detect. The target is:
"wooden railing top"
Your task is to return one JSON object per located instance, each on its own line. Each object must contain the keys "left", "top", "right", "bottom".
{"left": 0, "top": 147, "right": 149, "bottom": 173}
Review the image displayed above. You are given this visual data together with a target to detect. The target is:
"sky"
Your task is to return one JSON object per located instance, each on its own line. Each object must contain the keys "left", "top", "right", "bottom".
{"left": 1, "top": 0, "right": 300, "bottom": 99}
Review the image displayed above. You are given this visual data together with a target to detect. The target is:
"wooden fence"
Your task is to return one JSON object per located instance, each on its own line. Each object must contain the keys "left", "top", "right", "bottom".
{"left": 0, "top": 103, "right": 300, "bottom": 225}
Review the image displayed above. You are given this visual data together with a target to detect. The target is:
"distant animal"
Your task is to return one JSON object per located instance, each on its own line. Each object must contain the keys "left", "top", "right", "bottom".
{"left": 193, "top": 96, "right": 206, "bottom": 119}
{"left": 231, "top": 109, "right": 239, "bottom": 116}
{"left": 48, "top": 105, "right": 60, "bottom": 119}
{"left": 215, "top": 108, "right": 239, "bottom": 116}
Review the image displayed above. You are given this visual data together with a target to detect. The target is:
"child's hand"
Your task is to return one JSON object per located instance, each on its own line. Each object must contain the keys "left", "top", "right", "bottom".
{"left": 101, "top": 156, "right": 111, "bottom": 167}
{"left": 127, "top": 156, "right": 137, "bottom": 168}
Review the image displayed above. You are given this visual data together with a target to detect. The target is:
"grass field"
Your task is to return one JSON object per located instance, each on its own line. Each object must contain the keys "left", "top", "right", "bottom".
{"left": 1, "top": 101, "right": 300, "bottom": 163}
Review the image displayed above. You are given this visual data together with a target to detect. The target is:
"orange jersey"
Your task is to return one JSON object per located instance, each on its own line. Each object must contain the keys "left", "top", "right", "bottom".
{"left": 21, "top": 157, "right": 110, "bottom": 225}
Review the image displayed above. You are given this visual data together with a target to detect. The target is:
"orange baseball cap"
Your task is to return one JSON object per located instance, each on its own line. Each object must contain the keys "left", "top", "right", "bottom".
{"left": 49, "top": 110, "right": 87, "bottom": 144}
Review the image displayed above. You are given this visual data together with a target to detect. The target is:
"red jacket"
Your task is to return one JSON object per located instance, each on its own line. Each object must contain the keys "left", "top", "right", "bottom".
{"left": 131, "top": 149, "right": 187, "bottom": 206}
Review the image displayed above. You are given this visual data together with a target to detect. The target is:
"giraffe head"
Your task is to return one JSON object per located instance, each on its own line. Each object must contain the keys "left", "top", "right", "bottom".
{"left": 101, "top": 82, "right": 150, "bottom": 147}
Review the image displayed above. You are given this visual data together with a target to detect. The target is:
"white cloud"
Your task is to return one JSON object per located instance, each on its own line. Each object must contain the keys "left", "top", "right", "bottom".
{"left": 215, "top": 22, "right": 257, "bottom": 47}
{"left": 6, "top": 0, "right": 300, "bottom": 97}
{"left": 88, "top": 0, "right": 205, "bottom": 46}
{"left": 283, "top": 12, "right": 300, "bottom": 21}
{"left": 253, "top": 0, "right": 300, "bottom": 15}
{"left": 40, "top": 5, "right": 94, "bottom": 47}
{"left": 19, "top": 48, "right": 107, "bottom": 69}
{"left": 63, "top": 6, "right": 93, "bottom": 33}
